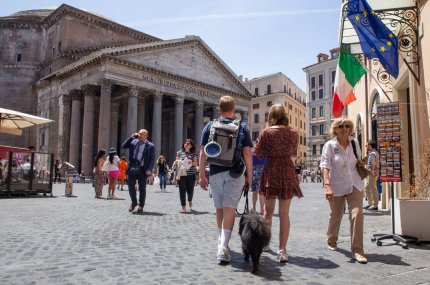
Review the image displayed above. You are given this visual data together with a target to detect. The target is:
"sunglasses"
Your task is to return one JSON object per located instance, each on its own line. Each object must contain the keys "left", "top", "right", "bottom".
{"left": 338, "top": 125, "right": 351, "bottom": 129}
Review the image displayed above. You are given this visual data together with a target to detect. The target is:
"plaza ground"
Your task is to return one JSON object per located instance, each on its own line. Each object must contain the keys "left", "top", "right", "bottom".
{"left": 0, "top": 181, "right": 429, "bottom": 284}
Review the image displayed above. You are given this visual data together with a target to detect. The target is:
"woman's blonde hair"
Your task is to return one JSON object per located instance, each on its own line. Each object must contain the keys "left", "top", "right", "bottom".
{"left": 330, "top": 118, "right": 355, "bottom": 137}
{"left": 267, "top": 104, "right": 289, "bottom": 127}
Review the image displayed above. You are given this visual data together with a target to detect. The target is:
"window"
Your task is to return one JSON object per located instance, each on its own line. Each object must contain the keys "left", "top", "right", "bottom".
{"left": 304, "top": 152, "right": 306, "bottom": 157}
{"left": 318, "top": 74, "right": 323, "bottom": 86}
{"left": 300, "top": 120, "right": 302, "bottom": 128}
{"left": 254, "top": 114, "right": 259, "bottom": 124}
{"left": 289, "top": 88, "right": 291, "bottom": 96}
{"left": 267, "top": 101, "right": 272, "bottom": 107}
{"left": 267, "top": 84, "right": 271, "bottom": 94}
{"left": 311, "top": 108, "right": 316, "bottom": 119}
{"left": 319, "top": 106, "right": 324, "bottom": 117}
{"left": 295, "top": 118, "right": 297, "bottom": 126}
{"left": 319, "top": 88, "right": 324, "bottom": 99}
{"left": 252, "top": 131, "right": 259, "bottom": 141}
{"left": 320, "top": 144, "right": 324, "bottom": 154}
{"left": 300, "top": 136, "right": 303, "bottom": 144}
{"left": 284, "top": 85, "right": 287, "bottom": 93}
{"left": 331, "top": 70, "right": 336, "bottom": 83}
{"left": 312, "top": 145, "right": 317, "bottom": 155}
{"left": 252, "top": 103, "right": 259, "bottom": 109}
{"left": 254, "top": 88, "right": 259, "bottom": 96}
{"left": 304, "top": 122, "right": 306, "bottom": 130}
{"left": 264, "top": 112, "right": 268, "bottom": 122}
{"left": 319, "top": 124, "right": 324, "bottom": 135}
{"left": 16, "top": 53, "right": 22, "bottom": 63}
{"left": 311, "top": 77, "right": 315, "bottom": 88}
{"left": 312, "top": 126, "right": 317, "bottom": 136}
{"left": 331, "top": 86, "right": 334, "bottom": 97}
{"left": 311, "top": 90, "right": 316, "bottom": 101}
{"left": 304, "top": 137, "right": 306, "bottom": 145}
{"left": 289, "top": 104, "right": 292, "bottom": 110}
{"left": 58, "top": 41, "right": 62, "bottom": 53}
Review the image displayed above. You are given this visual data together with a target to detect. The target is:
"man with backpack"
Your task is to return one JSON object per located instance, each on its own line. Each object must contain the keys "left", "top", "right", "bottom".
{"left": 199, "top": 96, "right": 253, "bottom": 265}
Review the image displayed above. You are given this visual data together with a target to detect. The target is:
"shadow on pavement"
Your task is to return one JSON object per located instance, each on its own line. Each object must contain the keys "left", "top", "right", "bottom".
{"left": 132, "top": 211, "right": 166, "bottom": 216}
{"left": 288, "top": 255, "right": 339, "bottom": 269}
{"left": 363, "top": 211, "right": 390, "bottom": 216}
{"left": 190, "top": 209, "right": 211, "bottom": 215}
{"left": 230, "top": 253, "right": 283, "bottom": 281}
{"left": 337, "top": 248, "right": 410, "bottom": 265}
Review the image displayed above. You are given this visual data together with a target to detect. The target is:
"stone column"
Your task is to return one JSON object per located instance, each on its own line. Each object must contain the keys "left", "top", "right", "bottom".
{"left": 242, "top": 110, "right": 249, "bottom": 126}
{"left": 138, "top": 97, "right": 146, "bottom": 129}
{"left": 195, "top": 100, "right": 204, "bottom": 146}
{"left": 81, "top": 85, "right": 97, "bottom": 176}
{"left": 97, "top": 79, "right": 112, "bottom": 152}
{"left": 174, "top": 96, "right": 184, "bottom": 153}
{"left": 127, "top": 87, "right": 139, "bottom": 135}
{"left": 68, "top": 89, "right": 82, "bottom": 170}
{"left": 110, "top": 102, "right": 120, "bottom": 150}
{"left": 57, "top": 93, "right": 71, "bottom": 163}
{"left": 152, "top": 92, "right": 163, "bottom": 159}
{"left": 120, "top": 97, "right": 128, "bottom": 141}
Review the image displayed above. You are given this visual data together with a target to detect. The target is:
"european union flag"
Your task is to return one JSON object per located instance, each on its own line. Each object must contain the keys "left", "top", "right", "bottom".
{"left": 347, "top": 0, "right": 399, "bottom": 78}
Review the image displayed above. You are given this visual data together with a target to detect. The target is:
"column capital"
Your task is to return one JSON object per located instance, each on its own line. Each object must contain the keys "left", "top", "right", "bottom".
{"left": 98, "top": 79, "right": 113, "bottom": 90}
{"left": 129, "top": 87, "right": 139, "bottom": 98}
{"left": 82, "top": 84, "right": 98, "bottom": 96}
{"left": 61, "top": 93, "right": 71, "bottom": 105}
{"left": 153, "top": 92, "right": 163, "bottom": 103}
{"left": 175, "top": 96, "right": 185, "bottom": 105}
{"left": 196, "top": 100, "right": 204, "bottom": 108}
{"left": 70, "top": 89, "right": 82, "bottom": 101}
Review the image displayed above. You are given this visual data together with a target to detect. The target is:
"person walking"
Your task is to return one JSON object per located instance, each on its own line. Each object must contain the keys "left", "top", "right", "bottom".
{"left": 320, "top": 118, "right": 367, "bottom": 264}
{"left": 254, "top": 104, "right": 303, "bottom": 263}
{"left": 251, "top": 148, "right": 266, "bottom": 215}
{"left": 155, "top": 155, "right": 169, "bottom": 192}
{"left": 177, "top": 139, "right": 198, "bottom": 212}
{"left": 54, "top": 159, "right": 61, "bottom": 183}
{"left": 93, "top": 149, "right": 106, "bottom": 198}
{"left": 364, "top": 140, "right": 380, "bottom": 210}
{"left": 106, "top": 147, "right": 120, "bottom": 199}
{"left": 199, "top": 95, "right": 253, "bottom": 265}
{"left": 117, "top": 155, "right": 128, "bottom": 191}
{"left": 122, "top": 129, "right": 155, "bottom": 213}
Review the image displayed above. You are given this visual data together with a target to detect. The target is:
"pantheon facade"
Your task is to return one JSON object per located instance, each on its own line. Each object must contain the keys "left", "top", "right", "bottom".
{"left": 0, "top": 4, "right": 252, "bottom": 175}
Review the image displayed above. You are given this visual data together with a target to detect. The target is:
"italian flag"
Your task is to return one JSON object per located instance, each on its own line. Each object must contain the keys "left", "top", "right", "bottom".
{"left": 332, "top": 52, "right": 366, "bottom": 117}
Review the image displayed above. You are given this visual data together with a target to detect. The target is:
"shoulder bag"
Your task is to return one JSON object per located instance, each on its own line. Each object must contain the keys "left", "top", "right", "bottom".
{"left": 351, "top": 140, "right": 371, "bottom": 180}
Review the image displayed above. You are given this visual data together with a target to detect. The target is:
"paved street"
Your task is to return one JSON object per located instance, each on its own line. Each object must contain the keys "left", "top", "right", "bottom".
{"left": 0, "top": 181, "right": 429, "bottom": 285}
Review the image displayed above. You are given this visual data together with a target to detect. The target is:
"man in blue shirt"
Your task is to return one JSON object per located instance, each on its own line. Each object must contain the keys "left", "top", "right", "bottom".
{"left": 199, "top": 96, "right": 253, "bottom": 264}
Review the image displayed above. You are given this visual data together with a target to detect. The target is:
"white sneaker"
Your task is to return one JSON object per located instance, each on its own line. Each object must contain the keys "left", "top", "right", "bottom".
{"left": 278, "top": 249, "right": 288, "bottom": 262}
{"left": 217, "top": 246, "right": 231, "bottom": 264}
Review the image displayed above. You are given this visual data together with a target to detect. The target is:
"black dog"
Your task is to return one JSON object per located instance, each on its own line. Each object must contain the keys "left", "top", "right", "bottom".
{"left": 239, "top": 212, "right": 271, "bottom": 273}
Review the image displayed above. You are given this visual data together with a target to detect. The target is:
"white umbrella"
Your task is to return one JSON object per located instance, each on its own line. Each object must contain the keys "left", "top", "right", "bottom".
{"left": 0, "top": 108, "right": 54, "bottom": 136}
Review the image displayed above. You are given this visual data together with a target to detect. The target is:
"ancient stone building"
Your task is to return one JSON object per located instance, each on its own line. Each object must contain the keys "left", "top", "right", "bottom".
{"left": 0, "top": 4, "right": 252, "bottom": 175}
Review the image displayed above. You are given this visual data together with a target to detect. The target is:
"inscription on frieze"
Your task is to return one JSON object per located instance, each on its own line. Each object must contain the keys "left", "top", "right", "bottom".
{"left": 142, "top": 74, "right": 219, "bottom": 101}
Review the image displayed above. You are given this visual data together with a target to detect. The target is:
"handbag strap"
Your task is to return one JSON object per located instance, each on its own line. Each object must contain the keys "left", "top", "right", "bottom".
{"left": 350, "top": 140, "right": 359, "bottom": 160}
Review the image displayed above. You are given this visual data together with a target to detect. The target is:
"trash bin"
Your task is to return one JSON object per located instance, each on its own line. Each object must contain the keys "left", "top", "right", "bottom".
{"left": 65, "top": 172, "right": 74, "bottom": 197}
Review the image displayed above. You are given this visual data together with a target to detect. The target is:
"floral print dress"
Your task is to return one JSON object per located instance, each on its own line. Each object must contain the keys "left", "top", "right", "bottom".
{"left": 255, "top": 126, "right": 303, "bottom": 200}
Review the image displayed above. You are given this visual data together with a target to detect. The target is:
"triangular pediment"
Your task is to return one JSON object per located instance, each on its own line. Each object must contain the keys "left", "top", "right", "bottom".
{"left": 111, "top": 37, "right": 250, "bottom": 95}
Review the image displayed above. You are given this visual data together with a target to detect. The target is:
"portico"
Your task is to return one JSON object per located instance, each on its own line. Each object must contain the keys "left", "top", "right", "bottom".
{"left": 36, "top": 36, "right": 252, "bottom": 176}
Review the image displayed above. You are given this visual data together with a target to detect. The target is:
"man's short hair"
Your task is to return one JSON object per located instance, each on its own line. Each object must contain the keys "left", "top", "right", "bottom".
{"left": 367, "top": 140, "right": 377, "bottom": 149}
{"left": 218, "top": 96, "right": 235, "bottom": 113}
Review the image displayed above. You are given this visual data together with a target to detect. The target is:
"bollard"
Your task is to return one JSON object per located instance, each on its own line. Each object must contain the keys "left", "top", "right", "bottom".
{"left": 65, "top": 172, "right": 74, "bottom": 197}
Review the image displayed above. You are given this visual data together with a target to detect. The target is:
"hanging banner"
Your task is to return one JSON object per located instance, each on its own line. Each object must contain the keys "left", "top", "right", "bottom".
{"left": 377, "top": 102, "right": 402, "bottom": 182}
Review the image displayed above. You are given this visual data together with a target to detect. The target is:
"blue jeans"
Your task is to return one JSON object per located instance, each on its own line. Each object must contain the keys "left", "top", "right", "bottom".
{"left": 128, "top": 167, "right": 148, "bottom": 207}
{"left": 158, "top": 174, "right": 168, "bottom": 189}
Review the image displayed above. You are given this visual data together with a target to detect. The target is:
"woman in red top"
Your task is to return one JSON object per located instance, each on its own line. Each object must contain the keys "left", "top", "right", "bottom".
{"left": 255, "top": 104, "right": 303, "bottom": 263}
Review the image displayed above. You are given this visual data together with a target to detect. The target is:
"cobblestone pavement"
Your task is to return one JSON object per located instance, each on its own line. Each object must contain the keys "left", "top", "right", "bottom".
{"left": 0, "top": 181, "right": 429, "bottom": 285}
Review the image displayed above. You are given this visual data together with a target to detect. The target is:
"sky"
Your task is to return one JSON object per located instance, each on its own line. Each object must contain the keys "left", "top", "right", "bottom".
{"left": 2, "top": 0, "right": 342, "bottom": 92}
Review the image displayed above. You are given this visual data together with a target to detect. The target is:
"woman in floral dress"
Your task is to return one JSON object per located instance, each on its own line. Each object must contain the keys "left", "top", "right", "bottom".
{"left": 255, "top": 104, "right": 303, "bottom": 263}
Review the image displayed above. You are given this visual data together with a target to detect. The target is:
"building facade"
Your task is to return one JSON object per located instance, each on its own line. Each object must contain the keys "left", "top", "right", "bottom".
{"left": 245, "top": 72, "right": 307, "bottom": 166}
{"left": 302, "top": 49, "right": 339, "bottom": 170}
{"left": 0, "top": 4, "right": 252, "bottom": 175}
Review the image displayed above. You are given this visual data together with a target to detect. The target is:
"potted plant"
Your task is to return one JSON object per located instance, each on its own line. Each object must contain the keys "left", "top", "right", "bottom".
{"left": 394, "top": 138, "right": 430, "bottom": 241}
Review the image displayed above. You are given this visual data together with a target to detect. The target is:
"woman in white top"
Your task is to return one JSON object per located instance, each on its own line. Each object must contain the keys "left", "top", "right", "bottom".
{"left": 107, "top": 147, "right": 120, "bottom": 199}
{"left": 319, "top": 118, "right": 367, "bottom": 264}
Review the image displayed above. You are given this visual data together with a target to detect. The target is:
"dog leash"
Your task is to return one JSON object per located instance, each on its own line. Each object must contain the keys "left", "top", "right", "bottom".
{"left": 236, "top": 185, "right": 249, "bottom": 215}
